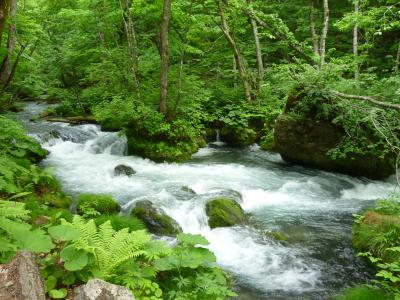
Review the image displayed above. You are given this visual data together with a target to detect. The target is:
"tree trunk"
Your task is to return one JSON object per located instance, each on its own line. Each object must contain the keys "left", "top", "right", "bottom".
{"left": 0, "top": 0, "right": 11, "bottom": 46}
{"left": 159, "top": 0, "right": 171, "bottom": 116}
{"left": 216, "top": 0, "right": 252, "bottom": 102}
{"left": 119, "top": 0, "right": 141, "bottom": 100}
{"left": 319, "top": 0, "right": 329, "bottom": 68}
{"left": 247, "top": 0, "right": 264, "bottom": 94}
{"left": 353, "top": 0, "right": 359, "bottom": 81}
{"left": 309, "top": 0, "right": 319, "bottom": 56}
{"left": 3, "top": 43, "right": 27, "bottom": 91}
{"left": 0, "top": 0, "right": 17, "bottom": 84}
{"left": 395, "top": 41, "right": 400, "bottom": 74}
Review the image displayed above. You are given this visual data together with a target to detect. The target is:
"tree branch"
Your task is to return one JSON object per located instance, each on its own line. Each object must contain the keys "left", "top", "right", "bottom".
{"left": 333, "top": 91, "right": 400, "bottom": 112}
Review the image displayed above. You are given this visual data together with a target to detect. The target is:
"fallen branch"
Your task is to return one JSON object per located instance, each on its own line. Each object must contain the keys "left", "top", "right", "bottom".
{"left": 333, "top": 91, "right": 400, "bottom": 112}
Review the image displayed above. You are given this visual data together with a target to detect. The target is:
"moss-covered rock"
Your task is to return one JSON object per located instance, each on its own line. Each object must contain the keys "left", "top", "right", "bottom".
{"left": 76, "top": 194, "right": 120, "bottom": 215}
{"left": 41, "top": 192, "right": 71, "bottom": 209}
{"left": 95, "top": 215, "right": 145, "bottom": 232}
{"left": 274, "top": 114, "right": 395, "bottom": 179}
{"left": 219, "top": 127, "right": 257, "bottom": 147}
{"left": 205, "top": 198, "right": 246, "bottom": 229}
{"left": 130, "top": 200, "right": 182, "bottom": 236}
{"left": 260, "top": 130, "right": 276, "bottom": 152}
{"left": 126, "top": 134, "right": 202, "bottom": 163}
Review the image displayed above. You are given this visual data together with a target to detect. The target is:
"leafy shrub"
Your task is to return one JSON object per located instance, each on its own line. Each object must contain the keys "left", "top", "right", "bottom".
{"left": 0, "top": 200, "right": 54, "bottom": 263}
{"left": 76, "top": 194, "right": 120, "bottom": 216}
{"left": 353, "top": 194, "right": 400, "bottom": 298}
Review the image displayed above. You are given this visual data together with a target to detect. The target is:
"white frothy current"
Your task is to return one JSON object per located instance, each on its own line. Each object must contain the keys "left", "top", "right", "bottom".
{"left": 35, "top": 122, "right": 397, "bottom": 296}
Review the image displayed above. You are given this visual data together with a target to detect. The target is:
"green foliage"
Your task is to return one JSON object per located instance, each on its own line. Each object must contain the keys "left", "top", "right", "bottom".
{"left": 353, "top": 194, "right": 400, "bottom": 298}
{"left": 0, "top": 200, "right": 54, "bottom": 263}
{"left": 334, "top": 284, "right": 393, "bottom": 300}
{"left": 154, "top": 233, "right": 237, "bottom": 300}
{"left": 95, "top": 215, "right": 145, "bottom": 232}
{"left": 76, "top": 194, "right": 120, "bottom": 217}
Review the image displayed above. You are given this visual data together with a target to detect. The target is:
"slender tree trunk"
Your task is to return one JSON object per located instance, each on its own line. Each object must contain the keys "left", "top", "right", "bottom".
{"left": 0, "top": 0, "right": 11, "bottom": 47}
{"left": 159, "top": 0, "right": 171, "bottom": 116}
{"left": 319, "top": 0, "right": 329, "bottom": 68}
{"left": 233, "top": 55, "right": 237, "bottom": 88}
{"left": 216, "top": 0, "right": 252, "bottom": 102}
{"left": 309, "top": 0, "right": 319, "bottom": 56}
{"left": 395, "top": 41, "right": 400, "bottom": 74}
{"left": 3, "top": 43, "right": 27, "bottom": 91}
{"left": 0, "top": 0, "right": 17, "bottom": 84}
{"left": 119, "top": 0, "right": 141, "bottom": 100}
{"left": 353, "top": 0, "right": 359, "bottom": 81}
{"left": 247, "top": 0, "right": 264, "bottom": 94}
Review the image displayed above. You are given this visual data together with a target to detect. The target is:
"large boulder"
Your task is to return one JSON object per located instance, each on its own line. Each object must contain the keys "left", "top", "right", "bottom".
{"left": 131, "top": 200, "right": 182, "bottom": 236}
{"left": 114, "top": 165, "right": 136, "bottom": 177}
{"left": 74, "top": 279, "right": 135, "bottom": 300}
{"left": 205, "top": 198, "right": 246, "bottom": 229}
{"left": 274, "top": 114, "right": 395, "bottom": 180}
{"left": 219, "top": 126, "right": 257, "bottom": 147}
{"left": 0, "top": 252, "right": 46, "bottom": 300}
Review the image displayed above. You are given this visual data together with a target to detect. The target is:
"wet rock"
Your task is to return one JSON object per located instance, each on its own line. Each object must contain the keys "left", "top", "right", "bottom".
{"left": 74, "top": 279, "right": 135, "bottom": 300}
{"left": 0, "top": 252, "right": 46, "bottom": 300}
{"left": 205, "top": 198, "right": 246, "bottom": 229}
{"left": 131, "top": 200, "right": 182, "bottom": 236}
{"left": 219, "top": 127, "right": 257, "bottom": 147}
{"left": 180, "top": 186, "right": 196, "bottom": 195}
{"left": 114, "top": 165, "right": 136, "bottom": 177}
{"left": 274, "top": 114, "right": 395, "bottom": 180}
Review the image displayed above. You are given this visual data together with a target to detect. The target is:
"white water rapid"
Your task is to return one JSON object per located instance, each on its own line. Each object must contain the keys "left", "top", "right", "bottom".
{"left": 17, "top": 103, "right": 398, "bottom": 299}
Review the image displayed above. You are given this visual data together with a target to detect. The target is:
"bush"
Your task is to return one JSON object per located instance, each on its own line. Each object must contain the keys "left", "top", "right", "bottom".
{"left": 76, "top": 194, "right": 120, "bottom": 216}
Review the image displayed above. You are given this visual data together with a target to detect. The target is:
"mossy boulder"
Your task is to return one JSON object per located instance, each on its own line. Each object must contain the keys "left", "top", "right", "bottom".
{"left": 95, "top": 215, "right": 145, "bottom": 232}
{"left": 76, "top": 194, "right": 120, "bottom": 215}
{"left": 205, "top": 198, "right": 246, "bottom": 229}
{"left": 41, "top": 192, "right": 71, "bottom": 209}
{"left": 130, "top": 200, "right": 182, "bottom": 236}
{"left": 274, "top": 114, "right": 395, "bottom": 179}
{"left": 219, "top": 126, "right": 257, "bottom": 147}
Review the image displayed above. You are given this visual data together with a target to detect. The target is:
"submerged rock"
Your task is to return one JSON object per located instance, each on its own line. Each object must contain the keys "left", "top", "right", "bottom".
{"left": 0, "top": 252, "right": 46, "bottom": 300}
{"left": 205, "top": 198, "right": 246, "bottom": 229}
{"left": 114, "top": 165, "right": 136, "bottom": 177}
{"left": 74, "top": 279, "right": 135, "bottom": 300}
{"left": 274, "top": 114, "right": 395, "bottom": 180}
{"left": 131, "top": 200, "right": 182, "bottom": 236}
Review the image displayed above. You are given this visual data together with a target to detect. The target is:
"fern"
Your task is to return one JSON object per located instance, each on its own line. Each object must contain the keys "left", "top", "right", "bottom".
{"left": 51, "top": 216, "right": 168, "bottom": 278}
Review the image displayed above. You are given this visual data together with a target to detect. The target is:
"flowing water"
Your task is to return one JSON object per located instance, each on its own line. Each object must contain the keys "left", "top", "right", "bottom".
{"left": 15, "top": 103, "right": 398, "bottom": 299}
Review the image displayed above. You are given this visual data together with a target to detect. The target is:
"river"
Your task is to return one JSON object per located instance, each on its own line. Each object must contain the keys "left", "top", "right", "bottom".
{"left": 16, "top": 103, "right": 397, "bottom": 299}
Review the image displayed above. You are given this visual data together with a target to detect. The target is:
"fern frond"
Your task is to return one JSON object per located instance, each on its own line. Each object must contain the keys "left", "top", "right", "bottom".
{"left": 0, "top": 200, "right": 30, "bottom": 219}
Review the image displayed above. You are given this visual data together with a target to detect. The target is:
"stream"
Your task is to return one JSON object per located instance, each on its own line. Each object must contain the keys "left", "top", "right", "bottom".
{"left": 16, "top": 103, "right": 397, "bottom": 300}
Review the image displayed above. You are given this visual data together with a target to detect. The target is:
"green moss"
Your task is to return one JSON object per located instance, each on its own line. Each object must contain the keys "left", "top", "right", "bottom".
{"left": 76, "top": 194, "right": 120, "bottom": 215}
{"left": 40, "top": 192, "right": 71, "bottom": 209}
{"left": 205, "top": 198, "right": 246, "bottom": 229}
{"left": 334, "top": 285, "right": 393, "bottom": 300}
{"left": 219, "top": 127, "right": 257, "bottom": 147}
{"left": 260, "top": 131, "right": 276, "bottom": 151}
{"left": 264, "top": 230, "right": 288, "bottom": 242}
{"left": 95, "top": 215, "right": 145, "bottom": 232}
{"left": 131, "top": 200, "right": 181, "bottom": 236}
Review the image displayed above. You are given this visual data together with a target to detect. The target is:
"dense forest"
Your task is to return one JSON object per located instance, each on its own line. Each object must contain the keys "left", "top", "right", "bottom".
{"left": 0, "top": 0, "right": 399, "bottom": 299}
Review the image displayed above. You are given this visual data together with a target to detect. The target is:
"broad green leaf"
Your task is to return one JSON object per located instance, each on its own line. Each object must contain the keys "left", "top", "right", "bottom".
{"left": 60, "top": 246, "right": 88, "bottom": 271}
{"left": 48, "top": 225, "right": 81, "bottom": 241}
{"left": 49, "top": 288, "right": 68, "bottom": 299}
